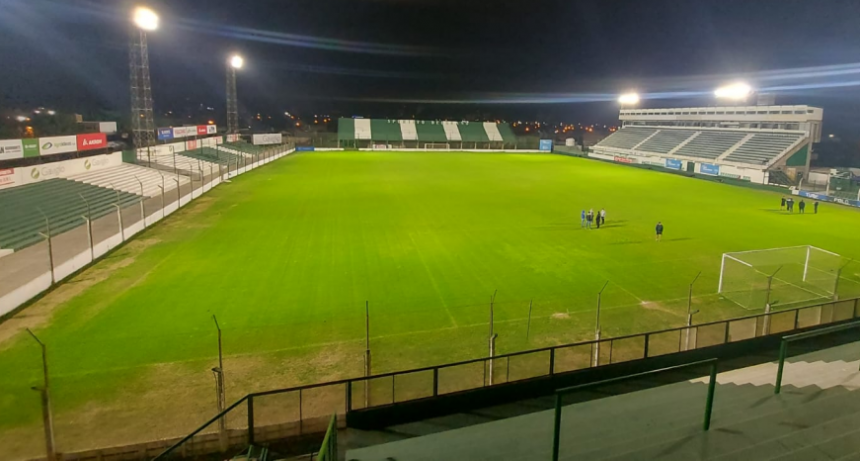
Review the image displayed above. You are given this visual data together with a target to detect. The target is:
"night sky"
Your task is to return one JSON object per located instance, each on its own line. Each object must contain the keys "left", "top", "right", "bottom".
{"left": 2, "top": 0, "right": 860, "bottom": 135}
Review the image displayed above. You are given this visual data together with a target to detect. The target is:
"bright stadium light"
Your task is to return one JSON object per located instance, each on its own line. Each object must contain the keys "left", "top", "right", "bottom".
{"left": 230, "top": 55, "right": 244, "bottom": 69}
{"left": 132, "top": 7, "right": 159, "bottom": 31}
{"left": 714, "top": 82, "right": 752, "bottom": 100}
{"left": 618, "top": 93, "right": 640, "bottom": 105}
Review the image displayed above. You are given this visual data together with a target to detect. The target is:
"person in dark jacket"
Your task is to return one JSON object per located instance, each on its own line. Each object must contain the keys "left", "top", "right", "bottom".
{"left": 655, "top": 222, "right": 664, "bottom": 241}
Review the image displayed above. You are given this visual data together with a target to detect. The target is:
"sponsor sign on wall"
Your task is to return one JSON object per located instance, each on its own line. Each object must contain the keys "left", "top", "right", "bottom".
{"left": 700, "top": 163, "right": 720, "bottom": 176}
{"left": 252, "top": 133, "right": 283, "bottom": 145}
{"left": 0, "top": 140, "right": 24, "bottom": 160}
{"left": 0, "top": 168, "right": 18, "bottom": 189}
{"left": 665, "top": 158, "right": 682, "bottom": 170}
{"left": 539, "top": 139, "right": 553, "bottom": 152}
{"left": 796, "top": 190, "right": 860, "bottom": 209}
{"left": 613, "top": 156, "right": 634, "bottom": 164}
{"left": 186, "top": 139, "right": 199, "bottom": 151}
{"left": 22, "top": 139, "right": 40, "bottom": 157}
{"left": 157, "top": 128, "right": 174, "bottom": 141}
{"left": 197, "top": 126, "right": 208, "bottom": 136}
{"left": 207, "top": 125, "right": 218, "bottom": 134}
{"left": 172, "top": 126, "right": 197, "bottom": 138}
{"left": 39, "top": 135, "right": 78, "bottom": 156}
{"left": 77, "top": 133, "right": 107, "bottom": 151}
{"left": 20, "top": 152, "right": 123, "bottom": 186}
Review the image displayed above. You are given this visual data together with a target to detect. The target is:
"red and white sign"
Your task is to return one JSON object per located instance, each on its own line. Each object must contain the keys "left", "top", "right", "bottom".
{"left": 207, "top": 125, "right": 217, "bottom": 134}
{"left": 186, "top": 139, "right": 199, "bottom": 150}
{"left": 0, "top": 168, "right": 17, "bottom": 189}
{"left": 197, "top": 126, "right": 208, "bottom": 136}
{"left": 613, "top": 156, "right": 634, "bottom": 164}
{"left": 77, "top": 133, "right": 107, "bottom": 151}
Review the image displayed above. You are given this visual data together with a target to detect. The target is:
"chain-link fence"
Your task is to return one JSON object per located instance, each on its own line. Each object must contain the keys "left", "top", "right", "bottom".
{"left": 151, "top": 296, "right": 859, "bottom": 460}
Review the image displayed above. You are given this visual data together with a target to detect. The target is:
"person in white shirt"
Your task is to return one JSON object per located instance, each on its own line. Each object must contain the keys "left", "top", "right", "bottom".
{"left": 600, "top": 208, "right": 606, "bottom": 226}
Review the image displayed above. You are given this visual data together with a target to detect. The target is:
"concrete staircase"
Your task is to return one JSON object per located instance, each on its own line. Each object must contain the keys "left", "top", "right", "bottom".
{"left": 346, "top": 341, "right": 860, "bottom": 461}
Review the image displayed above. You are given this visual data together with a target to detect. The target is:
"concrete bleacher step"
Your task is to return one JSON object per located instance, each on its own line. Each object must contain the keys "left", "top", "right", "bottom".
{"left": 562, "top": 384, "right": 827, "bottom": 460}
{"left": 599, "top": 386, "right": 860, "bottom": 461}
{"left": 713, "top": 405, "right": 860, "bottom": 461}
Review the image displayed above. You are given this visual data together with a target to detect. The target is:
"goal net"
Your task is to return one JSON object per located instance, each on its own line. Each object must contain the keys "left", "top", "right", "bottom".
{"left": 718, "top": 245, "right": 842, "bottom": 310}
{"left": 423, "top": 142, "right": 450, "bottom": 150}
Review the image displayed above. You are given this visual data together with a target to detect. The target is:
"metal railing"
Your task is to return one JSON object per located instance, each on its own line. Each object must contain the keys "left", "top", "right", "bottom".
{"left": 316, "top": 415, "right": 338, "bottom": 461}
{"left": 153, "top": 296, "right": 859, "bottom": 459}
{"left": 551, "top": 359, "right": 718, "bottom": 461}
{"left": 774, "top": 319, "right": 860, "bottom": 394}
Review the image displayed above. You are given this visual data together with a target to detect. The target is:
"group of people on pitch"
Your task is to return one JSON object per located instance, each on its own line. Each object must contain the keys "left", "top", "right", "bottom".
{"left": 581, "top": 208, "right": 606, "bottom": 229}
{"left": 781, "top": 196, "right": 818, "bottom": 214}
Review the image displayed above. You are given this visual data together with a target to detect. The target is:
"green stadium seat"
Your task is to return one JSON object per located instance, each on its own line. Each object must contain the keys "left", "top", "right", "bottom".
{"left": 0, "top": 179, "right": 142, "bottom": 251}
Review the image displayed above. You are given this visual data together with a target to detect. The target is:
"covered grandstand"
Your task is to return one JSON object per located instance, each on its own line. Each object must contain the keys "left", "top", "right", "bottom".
{"left": 338, "top": 119, "right": 518, "bottom": 149}
{"left": 590, "top": 105, "right": 822, "bottom": 185}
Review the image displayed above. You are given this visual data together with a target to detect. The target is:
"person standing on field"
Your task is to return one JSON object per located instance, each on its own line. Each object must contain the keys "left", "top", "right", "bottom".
{"left": 596, "top": 209, "right": 601, "bottom": 228}
{"left": 814, "top": 201, "right": 819, "bottom": 214}
{"left": 781, "top": 197, "right": 786, "bottom": 209}
{"left": 799, "top": 199, "right": 806, "bottom": 214}
{"left": 600, "top": 208, "right": 606, "bottom": 226}
{"left": 787, "top": 197, "right": 794, "bottom": 212}
{"left": 581, "top": 209, "right": 586, "bottom": 228}
{"left": 586, "top": 209, "right": 594, "bottom": 229}
{"left": 655, "top": 222, "right": 664, "bottom": 241}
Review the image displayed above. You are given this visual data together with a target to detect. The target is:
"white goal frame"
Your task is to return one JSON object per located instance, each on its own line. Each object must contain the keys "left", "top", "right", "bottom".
{"left": 718, "top": 245, "right": 841, "bottom": 293}
{"left": 423, "top": 142, "right": 451, "bottom": 150}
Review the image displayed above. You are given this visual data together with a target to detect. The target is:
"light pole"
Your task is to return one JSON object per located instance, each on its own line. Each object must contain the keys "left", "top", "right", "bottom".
{"left": 714, "top": 82, "right": 753, "bottom": 103}
{"left": 227, "top": 55, "right": 243, "bottom": 135}
{"left": 130, "top": 7, "right": 158, "bottom": 158}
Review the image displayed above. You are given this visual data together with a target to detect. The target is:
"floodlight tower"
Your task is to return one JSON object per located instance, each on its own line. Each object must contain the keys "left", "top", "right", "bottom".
{"left": 129, "top": 7, "right": 158, "bottom": 161}
{"left": 618, "top": 92, "right": 640, "bottom": 109}
{"left": 226, "top": 55, "right": 243, "bottom": 134}
{"left": 714, "top": 82, "right": 753, "bottom": 103}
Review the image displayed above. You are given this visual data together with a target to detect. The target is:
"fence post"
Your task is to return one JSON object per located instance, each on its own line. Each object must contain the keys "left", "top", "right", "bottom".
{"left": 775, "top": 340, "right": 788, "bottom": 394}
{"left": 432, "top": 368, "right": 439, "bottom": 396}
{"left": 552, "top": 393, "right": 563, "bottom": 461}
{"left": 247, "top": 396, "right": 255, "bottom": 445}
{"left": 643, "top": 334, "right": 650, "bottom": 358}
{"left": 703, "top": 361, "right": 717, "bottom": 430}
{"left": 345, "top": 380, "right": 353, "bottom": 413}
{"left": 549, "top": 348, "right": 555, "bottom": 375}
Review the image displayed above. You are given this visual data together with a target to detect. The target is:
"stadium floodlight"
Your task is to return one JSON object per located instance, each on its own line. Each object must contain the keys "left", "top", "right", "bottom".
{"left": 714, "top": 82, "right": 752, "bottom": 100}
{"left": 618, "top": 93, "right": 640, "bottom": 105}
{"left": 132, "top": 7, "right": 159, "bottom": 31}
{"left": 230, "top": 55, "right": 244, "bottom": 70}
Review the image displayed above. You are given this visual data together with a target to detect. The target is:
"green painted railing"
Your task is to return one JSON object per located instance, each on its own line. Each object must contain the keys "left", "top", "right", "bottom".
{"left": 316, "top": 414, "right": 339, "bottom": 461}
{"left": 551, "top": 359, "right": 718, "bottom": 461}
{"left": 774, "top": 320, "right": 860, "bottom": 394}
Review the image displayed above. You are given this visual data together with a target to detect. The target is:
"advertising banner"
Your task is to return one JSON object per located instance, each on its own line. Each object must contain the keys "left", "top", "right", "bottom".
{"left": 700, "top": 163, "right": 720, "bottom": 176}
{"left": 207, "top": 125, "right": 217, "bottom": 134}
{"left": 20, "top": 152, "right": 122, "bottom": 186}
{"left": 99, "top": 122, "right": 118, "bottom": 133}
{"left": 77, "top": 133, "right": 107, "bottom": 151}
{"left": 252, "top": 133, "right": 283, "bottom": 145}
{"left": 796, "top": 190, "right": 860, "bottom": 209}
{"left": 296, "top": 146, "right": 315, "bottom": 152}
{"left": 22, "top": 139, "right": 40, "bottom": 157}
{"left": 666, "top": 158, "right": 683, "bottom": 170}
{"left": 39, "top": 135, "right": 77, "bottom": 156}
{"left": 186, "top": 139, "right": 199, "bottom": 151}
{"left": 157, "top": 128, "right": 174, "bottom": 141}
{"left": 613, "top": 156, "right": 634, "bottom": 164}
{"left": 197, "top": 126, "right": 208, "bottom": 136}
{"left": 0, "top": 168, "right": 19, "bottom": 189}
{"left": 172, "top": 126, "right": 197, "bottom": 138}
{"left": 0, "top": 140, "right": 24, "bottom": 160}
{"left": 539, "top": 139, "right": 553, "bottom": 152}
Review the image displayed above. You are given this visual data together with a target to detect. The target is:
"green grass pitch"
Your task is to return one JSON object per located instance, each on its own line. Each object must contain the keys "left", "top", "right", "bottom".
{"left": 2, "top": 151, "right": 860, "bottom": 456}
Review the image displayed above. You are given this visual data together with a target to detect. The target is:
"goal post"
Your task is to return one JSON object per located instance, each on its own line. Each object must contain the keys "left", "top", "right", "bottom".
{"left": 718, "top": 245, "right": 843, "bottom": 310}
